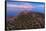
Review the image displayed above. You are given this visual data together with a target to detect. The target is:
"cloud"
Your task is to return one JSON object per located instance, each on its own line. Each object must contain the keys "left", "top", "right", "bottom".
{"left": 7, "top": 4, "right": 34, "bottom": 9}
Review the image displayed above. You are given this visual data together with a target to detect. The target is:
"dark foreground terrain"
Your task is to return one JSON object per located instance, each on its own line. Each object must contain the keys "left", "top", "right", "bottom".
{"left": 5, "top": 11, "right": 45, "bottom": 30}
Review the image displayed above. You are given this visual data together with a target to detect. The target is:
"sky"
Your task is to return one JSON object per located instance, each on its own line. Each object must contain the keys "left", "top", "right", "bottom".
{"left": 7, "top": 1, "right": 45, "bottom": 16}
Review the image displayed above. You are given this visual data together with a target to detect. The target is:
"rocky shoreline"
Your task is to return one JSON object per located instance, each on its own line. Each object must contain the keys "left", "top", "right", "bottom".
{"left": 5, "top": 11, "right": 45, "bottom": 30}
